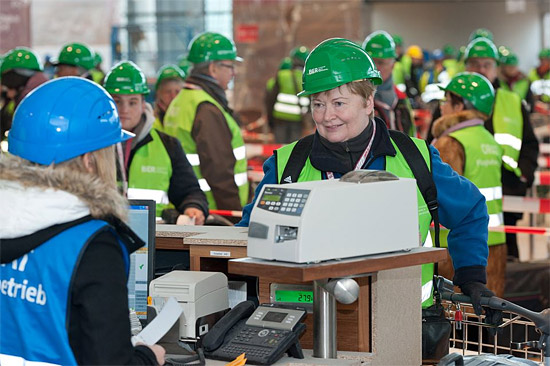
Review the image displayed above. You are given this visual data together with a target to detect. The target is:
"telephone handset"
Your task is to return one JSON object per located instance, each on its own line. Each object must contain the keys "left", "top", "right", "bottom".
{"left": 202, "top": 301, "right": 307, "bottom": 365}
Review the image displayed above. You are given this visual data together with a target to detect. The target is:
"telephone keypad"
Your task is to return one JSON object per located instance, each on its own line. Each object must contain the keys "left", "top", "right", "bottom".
{"left": 220, "top": 326, "right": 292, "bottom": 363}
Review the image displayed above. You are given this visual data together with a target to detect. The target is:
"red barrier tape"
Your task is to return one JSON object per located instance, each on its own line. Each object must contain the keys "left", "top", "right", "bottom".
{"left": 503, "top": 195, "right": 550, "bottom": 214}
{"left": 210, "top": 209, "right": 243, "bottom": 218}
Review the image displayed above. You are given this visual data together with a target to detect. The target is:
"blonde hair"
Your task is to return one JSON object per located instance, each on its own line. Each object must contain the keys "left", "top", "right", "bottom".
{"left": 57, "top": 145, "right": 117, "bottom": 189}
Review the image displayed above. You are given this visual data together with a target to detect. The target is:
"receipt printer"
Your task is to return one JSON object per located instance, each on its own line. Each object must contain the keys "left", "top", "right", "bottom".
{"left": 247, "top": 171, "right": 420, "bottom": 263}
{"left": 149, "top": 271, "right": 229, "bottom": 341}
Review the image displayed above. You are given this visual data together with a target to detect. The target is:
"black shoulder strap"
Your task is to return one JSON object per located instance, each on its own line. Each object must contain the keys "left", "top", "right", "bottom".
{"left": 277, "top": 134, "right": 314, "bottom": 184}
{"left": 388, "top": 130, "right": 440, "bottom": 252}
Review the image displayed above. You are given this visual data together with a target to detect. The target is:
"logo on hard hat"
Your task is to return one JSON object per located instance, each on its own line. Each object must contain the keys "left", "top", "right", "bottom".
{"left": 116, "top": 77, "right": 131, "bottom": 82}
{"left": 308, "top": 66, "right": 328, "bottom": 75}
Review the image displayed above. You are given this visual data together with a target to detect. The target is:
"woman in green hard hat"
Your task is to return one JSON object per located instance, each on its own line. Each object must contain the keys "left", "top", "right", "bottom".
{"left": 54, "top": 42, "right": 96, "bottom": 80}
{"left": 0, "top": 47, "right": 49, "bottom": 142}
{"left": 104, "top": 61, "right": 208, "bottom": 225}
{"left": 237, "top": 38, "right": 501, "bottom": 328}
{"left": 431, "top": 72, "right": 506, "bottom": 296}
{"left": 153, "top": 64, "right": 186, "bottom": 131}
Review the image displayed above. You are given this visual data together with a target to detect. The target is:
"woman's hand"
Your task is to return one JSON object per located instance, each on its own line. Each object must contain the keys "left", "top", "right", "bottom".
{"left": 183, "top": 207, "right": 205, "bottom": 225}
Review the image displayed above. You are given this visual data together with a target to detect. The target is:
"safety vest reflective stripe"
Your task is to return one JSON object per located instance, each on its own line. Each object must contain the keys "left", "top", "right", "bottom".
{"left": 421, "top": 281, "right": 433, "bottom": 303}
{"left": 275, "top": 92, "right": 310, "bottom": 106}
{"left": 494, "top": 133, "right": 522, "bottom": 151}
{"left": 502, "top": 155, "right": 519, "bottom": 169}
{"left": 127, "top": 188, "right": 169, "bottom": 204}
{"left": 489, "top": 212, "right": 503, "bottom": 227}
{"left": 198, "top": 172, "right": 248, "bottom": 193}
{"left": 198, "top": 179, "right": 211, "bottom": 192}
{"left": 233, "top": 145, "right": 246, "bottom": 161}
{"left": 274, "top": 102, "right": 302, "bottom": 116}
{"left": 186, "top": 153, "right": 200, "bottom": 166}
{"left": 0, "top": 354, "right": 60, "bottom": 366}
{"left": 479, "top": 186, "right": 502, "bottom": 202}
{"left": 186, "top": 146, "right": 246, "bottom": 167}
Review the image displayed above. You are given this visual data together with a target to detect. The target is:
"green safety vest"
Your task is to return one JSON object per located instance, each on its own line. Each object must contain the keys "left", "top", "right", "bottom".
{"left": 275, "top": 135, "right": 436, "bottom": 307}
{"left": 272, "top": 69, "right": 309, "bottom": 122}
{"left": 499, "top": 78, "right": 530, "bottom": 102}
{"left": 392, "top": 59, "right": 406, "bottom": 86}
{"left": 152, "top": 116, "right": 164, "bottom": 133}
{"left": 433, "top": 125, "right": 505, "bottom": 247}
{"left": 163, "top": 88, "right": 249, "bottom": 210}
{"left": 127, "top": 128, "right": 174, "bottom": 217}
{"left": 528, "top": 68, "right": 550, "bottom": 82}
{"left": 442, "top": 59, "right": 458, "bottom": 78}
{"left": 493, "top": 89, "right": 523, "bottom": 177}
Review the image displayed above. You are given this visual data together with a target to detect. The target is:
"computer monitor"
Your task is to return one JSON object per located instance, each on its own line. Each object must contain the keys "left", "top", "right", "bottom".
{"left": 127, "top": 199, "right": 156, "bottom": 322}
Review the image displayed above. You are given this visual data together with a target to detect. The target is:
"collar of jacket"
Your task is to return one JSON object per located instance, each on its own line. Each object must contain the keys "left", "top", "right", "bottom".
{"left": 431, "top": 110, "right": 485, "bottom": 139}
{"left": 309, "top": 117, "right": 396, "bottom": 174}
{"left": 186, "top": 74, "right": 231, "bottom": 111}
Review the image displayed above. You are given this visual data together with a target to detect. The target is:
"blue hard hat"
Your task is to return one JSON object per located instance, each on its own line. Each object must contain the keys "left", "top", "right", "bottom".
{"left": 9, "top": 77, "right": 133, "bottom": 165}
{"left": 432, "top": 49, "right": 444, "bottom": 61}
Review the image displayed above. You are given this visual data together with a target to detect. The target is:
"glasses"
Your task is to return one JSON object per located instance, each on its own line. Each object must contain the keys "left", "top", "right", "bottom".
{"left": 217, "top": 62, "right": 235, "bottom": 71}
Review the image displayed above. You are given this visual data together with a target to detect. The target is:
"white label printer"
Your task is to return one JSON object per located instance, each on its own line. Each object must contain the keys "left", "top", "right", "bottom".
{"left": 149, "top": 271, "right": 229, "bottom": 341}
{"left": 247, "top": 171, "right": 420, "bottom": 263}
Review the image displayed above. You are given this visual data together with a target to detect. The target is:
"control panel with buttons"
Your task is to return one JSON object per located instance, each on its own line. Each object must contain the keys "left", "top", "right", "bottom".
{"left": 257, "top": 188, "right": 310, "bottom": 216}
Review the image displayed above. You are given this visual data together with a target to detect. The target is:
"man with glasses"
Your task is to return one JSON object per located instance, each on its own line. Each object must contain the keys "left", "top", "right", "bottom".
{"left": 464, "top": 37, "right": 539, "bottom": 260}
{"left": 164, "top": 32, "right": 249, "bottom": 214}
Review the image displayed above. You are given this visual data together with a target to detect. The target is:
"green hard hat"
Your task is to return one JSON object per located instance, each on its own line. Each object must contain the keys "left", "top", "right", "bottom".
{"left": 464, "top": 37, "right": 498, "bottom": 61}
{"left": 298, "top": 38, "right": 382, "bottom": 97}
{"left": 1, "top": 47, "right": 43, "bottom": 74}
{"left": 104, "top": 60, "right": 150, "bottom": 95}
{"left": 441, "top": 72, "right": 495, "bottom": 115}
{"left": 392, "top": 34, "right": 403, "bottom": 47}
{"left": 187, "top": 32, "right": 242, "bottom": 64}
{"left": 279, "top": 57, "right": 292, "bottom": 70}
{"left": 177, "top": 54, "right": 191, "bottom": 75}
{"left": 94, "top": 52, "right": 103, "bottom": 66}
{"left": 469, "top": 28, "right": 493, "bottom": 42}
{"left": 539, "top": 48, "right": 550, "bottom": 59}
{"left": 290, "top": 46, "right": 310, "bottom": 63}
{"left": 500, "top": 53, "right": 518, "bottom": 66}
{"left": 57, "top": 42, "right": 96, "bottom": 70}
{"left": 155, "top": 64, "right": 186, "bottom": 91}
{"left": 362, "top": 30, "right": 396, "bottom": 59}
{"left": 443, "top": 44, "right": 456, "bottom": 57}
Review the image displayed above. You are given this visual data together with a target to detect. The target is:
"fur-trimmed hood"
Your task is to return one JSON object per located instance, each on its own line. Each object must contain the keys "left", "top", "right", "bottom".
{"left": 431, "top": 110, "right": 486, "bottom": 139}
{"left": 0, "top": 155, "right": 128, "bottom": 239}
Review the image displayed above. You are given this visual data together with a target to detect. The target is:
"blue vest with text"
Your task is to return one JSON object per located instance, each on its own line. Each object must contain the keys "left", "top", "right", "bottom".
{"left": 0, "top": 219, "right": 128, "bottom": 366}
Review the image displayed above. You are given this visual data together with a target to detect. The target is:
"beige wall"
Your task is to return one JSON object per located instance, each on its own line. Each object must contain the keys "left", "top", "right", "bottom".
{"left": 233, "top": 0, "right": 368, "bottom": 113}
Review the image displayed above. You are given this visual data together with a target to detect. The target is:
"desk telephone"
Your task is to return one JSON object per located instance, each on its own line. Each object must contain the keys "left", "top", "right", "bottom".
{"left": 202, "top": 301, "right": 306, "bottom": 365}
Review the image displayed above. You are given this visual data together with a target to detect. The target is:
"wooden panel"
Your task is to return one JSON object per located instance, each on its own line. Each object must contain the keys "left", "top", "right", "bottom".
{"left": 258, "top": 276, "right": 370, "bottom": 352}
{"left": 189, "top": 245, "right": 248, "bottom": 271}
{"left": 229, "top": 247, "right": 447, "bottom": 282}
{"left": 155, "top": 236, "right": 189, "bottom": 250}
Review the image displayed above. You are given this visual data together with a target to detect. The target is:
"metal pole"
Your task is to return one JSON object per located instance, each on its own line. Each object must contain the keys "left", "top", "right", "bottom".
{"left": 313, "top": 279, "right": 337, "bottom": 358}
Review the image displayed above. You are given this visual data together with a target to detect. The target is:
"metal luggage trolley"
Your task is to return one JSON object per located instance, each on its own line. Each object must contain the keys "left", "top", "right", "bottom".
{"left": 434, "top": 276, "right": 550, "bottom": 366}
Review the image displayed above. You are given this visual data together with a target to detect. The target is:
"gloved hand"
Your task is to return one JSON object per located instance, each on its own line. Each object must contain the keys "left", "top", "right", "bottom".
{"left": 460, "top": 281, "right": 503, "bottom": 336}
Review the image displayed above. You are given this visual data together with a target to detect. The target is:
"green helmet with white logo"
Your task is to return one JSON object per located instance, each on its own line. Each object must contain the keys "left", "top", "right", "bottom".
{"left": 187, "top": 32, "right": 242, "bottom": 64}
{"left": 104, "top": 61, "right": 150, "bottom": 95}
{"left": 57, "top": 42, "right": 95, "bottom": 70}
{"left": 1, "top": 47, "right": 43, "bottom": 74}
{"left": 362, "top": 30, "right": 396, "bottom": 59}
{"left": 299, "top": 38, "right": 382, "bottom": 97}
{"left": 499, "top": 53, "right": 518, "bottom": 66}
{"left": 464, "top": 37, "right": 498, "bottom": 61}
{"left": 469, "top": 28, "right": 493, "bottom": 42}
{"left": 155, "top": 64, "right": 186, "bottom": 91}
{"left": 441, "top": 72, "right": 495, "bottom": 115}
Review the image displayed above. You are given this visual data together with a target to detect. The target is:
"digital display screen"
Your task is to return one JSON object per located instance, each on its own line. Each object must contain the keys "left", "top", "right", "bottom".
{"left": 275, "top": 290, "right": 314, "bottom": 304}
{"left": 262, "top": 311, "right": 287, "bottom": 323}
{"left": 262, "top": 194, "right": 281, "bottom": 202}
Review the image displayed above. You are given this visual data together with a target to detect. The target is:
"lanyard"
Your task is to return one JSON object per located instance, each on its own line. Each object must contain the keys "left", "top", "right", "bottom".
{"left": 326, "top": 121, "right": 377, "bottom": 180}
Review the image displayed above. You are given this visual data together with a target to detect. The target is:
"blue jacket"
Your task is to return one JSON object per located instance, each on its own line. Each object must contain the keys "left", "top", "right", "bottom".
{"left": 238, "top": 120, "right": 489, "bottom": 284}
